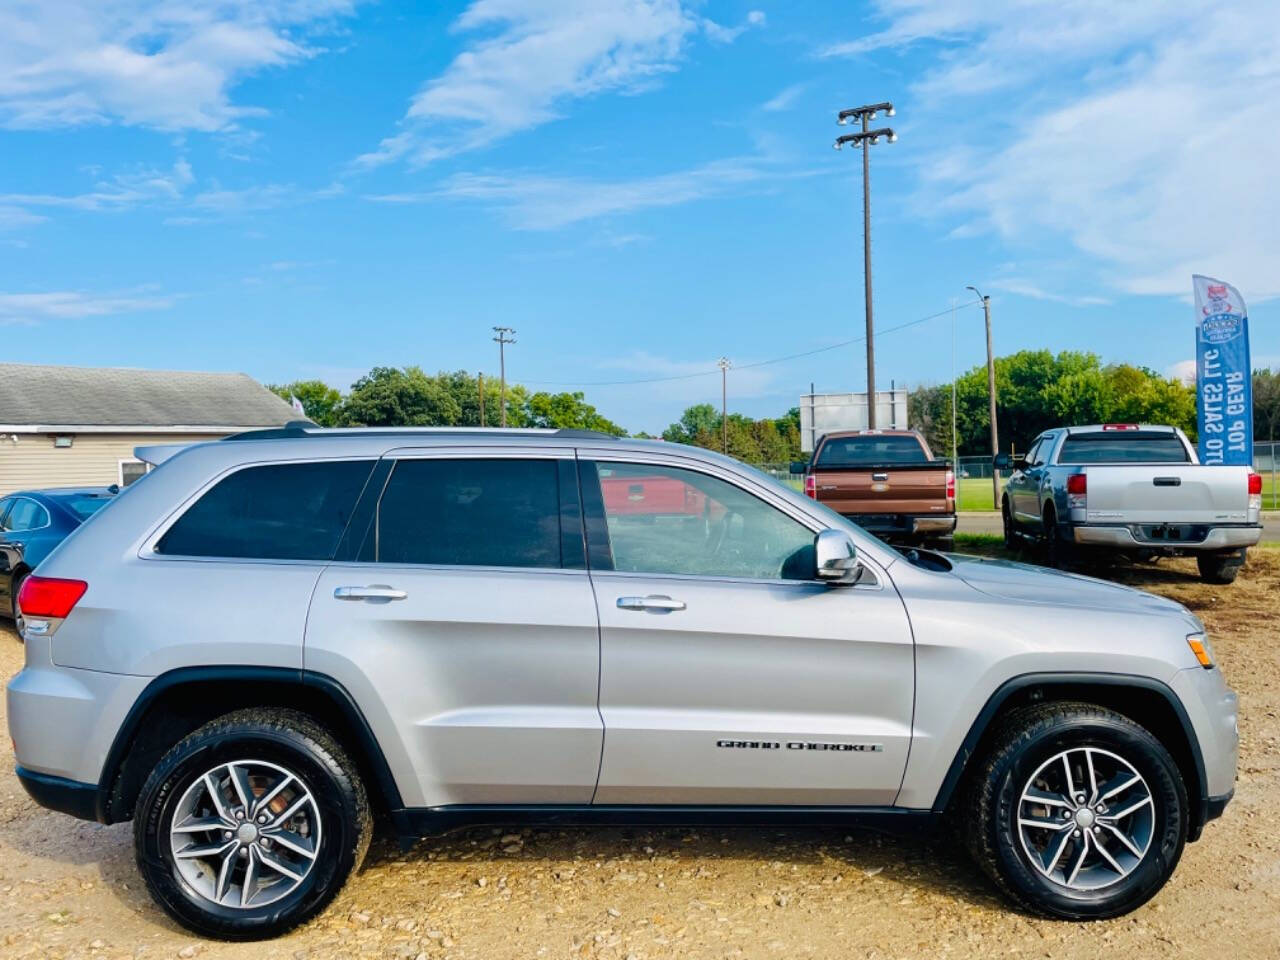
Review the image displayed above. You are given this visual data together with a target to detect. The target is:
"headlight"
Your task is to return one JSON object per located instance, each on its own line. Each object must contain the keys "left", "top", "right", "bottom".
{"left": 1186, "top": 632, "right": 1215, "bottom": 669}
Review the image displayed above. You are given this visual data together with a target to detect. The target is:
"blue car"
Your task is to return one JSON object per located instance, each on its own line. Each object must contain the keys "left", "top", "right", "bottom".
{"left": 1, "top": 487, "right": 116, "bottom": 636}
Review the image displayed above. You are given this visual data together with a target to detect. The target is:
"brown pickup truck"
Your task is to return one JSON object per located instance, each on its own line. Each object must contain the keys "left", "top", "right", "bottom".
{"left": 791, "top": 429, "right": 956, "bottom": 547}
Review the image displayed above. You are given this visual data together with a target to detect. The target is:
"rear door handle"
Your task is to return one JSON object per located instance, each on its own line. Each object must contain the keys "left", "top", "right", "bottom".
{"left": 334, "top": 585, "right": 407, "bottom": 602}
{"left": 617, "top": 595, "right": 686, "bottom": 612}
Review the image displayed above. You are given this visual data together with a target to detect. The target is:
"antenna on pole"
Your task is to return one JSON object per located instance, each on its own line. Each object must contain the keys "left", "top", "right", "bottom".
{"left": 492, "top": 327, "right": 516, "bottom": 427}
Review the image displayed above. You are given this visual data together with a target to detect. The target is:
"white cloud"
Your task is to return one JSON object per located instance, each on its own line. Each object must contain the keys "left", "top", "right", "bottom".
{"left": 356, "top": 0, "right": 755, "bottom": 168}
{"left": 0, "top": 1, "right": 359, "bottom": 131}
{"left": 761, "top": 82, "right": 805, "bottom": 113}
{"left": 989, "top": 278, "right": 1110, "bottom": 307}
{"left": 0, "top": 289, "right": 177, "bottom": 325}
{"left": 830, "top": 0, "right": 1280, "bottom": 299}
{"left": 367, "top": 156, "right": 790, "bottom": 229}
{"left": 0, "top": 159, "right": 196, "bottom": 213}
{"left": 1167, "top": 359, "right": 1196, "bottom": 385}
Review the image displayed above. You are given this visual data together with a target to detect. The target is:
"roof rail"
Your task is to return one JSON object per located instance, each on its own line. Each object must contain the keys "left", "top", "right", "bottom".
{"left": 221, "top": 424, "right": 620, "bottom": 442}
{"left": 222, "top": 421, "right": 314, "bottom": 441}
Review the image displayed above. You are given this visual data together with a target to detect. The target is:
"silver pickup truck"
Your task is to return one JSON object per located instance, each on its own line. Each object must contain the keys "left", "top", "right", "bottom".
{"left": 996, "top": 424, "right": 1262, "bottom": 583}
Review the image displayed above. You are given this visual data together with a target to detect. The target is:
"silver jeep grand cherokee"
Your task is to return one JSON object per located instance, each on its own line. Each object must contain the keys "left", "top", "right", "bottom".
{"left": 7, "top": 427, "right": 1237, "bottom": 939}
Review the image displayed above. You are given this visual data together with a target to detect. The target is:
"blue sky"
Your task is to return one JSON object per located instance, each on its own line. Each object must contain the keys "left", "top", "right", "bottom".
{"left": 2, "top": 0, "right": 1277, "bottom": 433}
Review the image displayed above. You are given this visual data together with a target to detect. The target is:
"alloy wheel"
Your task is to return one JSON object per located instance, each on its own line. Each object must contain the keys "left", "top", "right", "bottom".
{"left": 1016, "top": 746, "right": 1155, "bottom": 891}
{"left": 168, "top": 759, "right": 322, "bottom": 909}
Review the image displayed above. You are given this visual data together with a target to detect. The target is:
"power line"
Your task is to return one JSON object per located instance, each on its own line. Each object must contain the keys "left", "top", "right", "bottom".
{"left": 518, "top": 299, "right": 983, "bottom": 388}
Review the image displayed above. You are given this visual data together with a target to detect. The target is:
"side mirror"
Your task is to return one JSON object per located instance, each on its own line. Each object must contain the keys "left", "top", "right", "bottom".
{"left": 814, "top": 529, "right": 865, "bottom": 585}
{"left": 789, "top": 460, "right": 808, "bottom": 475}
{"left": 993, "top": 453, "right": 1011, "bottom": 470}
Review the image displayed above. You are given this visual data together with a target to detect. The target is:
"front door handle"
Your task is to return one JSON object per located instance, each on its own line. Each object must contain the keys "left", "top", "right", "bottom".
{"left": 617, "top": 595, "right": 686, "bottom": 612}
{"left": 334, "top": 585, "right": 407, "bottom": 602}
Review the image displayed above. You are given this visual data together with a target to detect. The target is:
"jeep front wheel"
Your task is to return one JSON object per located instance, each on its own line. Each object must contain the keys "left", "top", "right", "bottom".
{"left": 963, "top": 702, "right": 1187, "bottom": 920}
{"left": 134, "top": 708, "right": 371, "bottom": 939}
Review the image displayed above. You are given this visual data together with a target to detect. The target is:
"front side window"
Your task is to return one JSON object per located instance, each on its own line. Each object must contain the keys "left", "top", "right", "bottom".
{"left": 376, "top": 458, "right": 564, "bottom": 568}
{"left": 157, "top": 460, "right": 373, "bottom": 560}
{"left": 5, "top": 498, "right": 49, "bottom": 532}
{"left": 591, "top": 462, "right": 815, "bottom": 580}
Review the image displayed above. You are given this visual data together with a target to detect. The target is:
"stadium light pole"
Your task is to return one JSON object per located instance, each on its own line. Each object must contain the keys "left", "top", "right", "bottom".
{"left": 966, "top": 287, "right": 1000, "bottom": 509}
{"left": 718, "top": 357, "right": 731, "bottom": 454}
{"left": 835, "top": 101, "right": 896, "bottom": 429}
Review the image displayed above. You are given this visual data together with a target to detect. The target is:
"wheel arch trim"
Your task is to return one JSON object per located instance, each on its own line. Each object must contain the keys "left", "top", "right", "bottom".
{"left": 930, "top": 671, "right": 1208, "bottom": 832}
{"left": 96, "top": 665, "right": 404, "bottom": 825}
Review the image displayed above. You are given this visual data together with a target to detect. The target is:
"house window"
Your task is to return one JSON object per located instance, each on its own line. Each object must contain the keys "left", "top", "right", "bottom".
{"left": 119, "top": 459, "right": 149, "bottom": 486}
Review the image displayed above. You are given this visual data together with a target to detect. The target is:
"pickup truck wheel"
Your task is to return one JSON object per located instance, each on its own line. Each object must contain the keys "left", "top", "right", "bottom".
{"left": 1042, "top": 510, "right": 1073, "bottom": 568}
{"left": 1001, "top": 499, "right": 1017, "bottom": 551}
{"left": 963, "top": 702, "right": 1187, "bottom": 920}
{"left": 134, "top": 707, "right": 371, "bottom": 940}
{"left": 1197, "top": 550, "right": 1244, "bottom": 585}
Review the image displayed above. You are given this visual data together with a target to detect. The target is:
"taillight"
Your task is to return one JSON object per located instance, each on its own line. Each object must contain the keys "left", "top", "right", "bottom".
{"left": 1066, "top": 472, "right": 1086, "bottom": 510}
{"left": 1248, "top": 472, "right": 1262, "bottom": 495}
{"left": 17, "top": 576, "right": 87, "bottom": 619}
{"left": 945, "top": 469, "right": 956, "bottom": 501}
{"left": 804, "top": 474, "right": 817, "bottom": 499}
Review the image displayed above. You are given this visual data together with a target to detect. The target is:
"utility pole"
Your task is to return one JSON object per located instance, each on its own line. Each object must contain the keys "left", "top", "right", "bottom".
{"left": 967, "top": 287, "right": 999, "bottom": 508}
{"left": 835, "top": 101, "right": 897, "bottom": 429}
{"left": 950, "top": 298, "right": 958, "bottom": 471}
{"left": 492, "top": 327, "right": 515, "bottom": 427}
{"left": 718, "top": 357, "right": 731, "bottom": 454}
{"left": 478, "top": 373, "right": 486, "bottom": 427}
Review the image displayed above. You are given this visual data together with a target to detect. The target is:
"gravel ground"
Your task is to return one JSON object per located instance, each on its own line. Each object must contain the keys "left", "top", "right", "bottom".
{"left": 1, "top": 552, "right": 1277, "bottom": 960}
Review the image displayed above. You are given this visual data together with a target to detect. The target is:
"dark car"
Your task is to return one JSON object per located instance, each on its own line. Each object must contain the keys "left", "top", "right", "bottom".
{"left": 1, "top": 487, "right": 116, "bottom": 636}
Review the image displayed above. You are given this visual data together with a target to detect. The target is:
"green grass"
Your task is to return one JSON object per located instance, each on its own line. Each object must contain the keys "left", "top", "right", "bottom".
{"left": 957, "top": 476, "right": 1006, "bottom": 512}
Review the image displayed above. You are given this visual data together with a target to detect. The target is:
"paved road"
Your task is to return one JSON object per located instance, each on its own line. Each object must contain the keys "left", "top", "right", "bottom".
{"left": 958, "top": 511, "right": 1280, "bottom": 541}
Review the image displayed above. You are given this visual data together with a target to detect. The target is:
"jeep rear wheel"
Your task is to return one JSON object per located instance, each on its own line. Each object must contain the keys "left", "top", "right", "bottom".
{"left": 134, "top": 708, "right": 371, "bottom": 940}
{"left": 962, "top": 702, "right": 1187, "bottom": 920}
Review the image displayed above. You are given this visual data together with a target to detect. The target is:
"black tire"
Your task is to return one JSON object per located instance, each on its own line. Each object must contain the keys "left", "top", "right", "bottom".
{"left": 1197, "top": 550, "right": 1244, "bottom": 585}
{"left": 134, "top": 708, "right": 371, "bottom": 940}
{"left": 1042, "top": 508, "right": 1072, "bottom": 568}
{"left": 1001, "top": 498, "right": 1018, "bottom": 551}
{"left": 962, "top": 701, "right": 1187, "bottom": 920}
{"left": 926, "top": 536, "right": 955, "bottom": 553}
{"left": 10, "top": 570, "right": 27, "bottom": 638}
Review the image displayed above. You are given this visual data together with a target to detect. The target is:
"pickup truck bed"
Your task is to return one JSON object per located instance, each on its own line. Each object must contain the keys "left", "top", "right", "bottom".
{"left": 1000, "top": 424, "right": 1262, "bottom": 583}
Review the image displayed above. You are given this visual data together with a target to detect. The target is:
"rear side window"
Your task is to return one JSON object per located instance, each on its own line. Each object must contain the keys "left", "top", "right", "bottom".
{"left": 5, "top": 498, "right": 50, "bottom": 532}
{"left": 816, "top": 435, "right": 928, "bottom": 466}
{"left": 1057, "top": 434, "right": 1190, "bottom": 464}
{"left": 376, "top": 458, "right": 563, "bottom": 568}
{"left": 157, "top": 460, "right": 373, "bottom": 560}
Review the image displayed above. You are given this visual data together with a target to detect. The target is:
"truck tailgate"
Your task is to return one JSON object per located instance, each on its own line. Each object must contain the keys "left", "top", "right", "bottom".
{"left": 815, "top": 465, "right": 951, "bottom": 516}
{"left": 1083, "top": 465, "right": 1253, "bottom": 524}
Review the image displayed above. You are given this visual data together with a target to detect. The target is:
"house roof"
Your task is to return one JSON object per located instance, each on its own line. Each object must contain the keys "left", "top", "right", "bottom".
{"left": 0, "top": 363, "right": 301, "bottom": 433}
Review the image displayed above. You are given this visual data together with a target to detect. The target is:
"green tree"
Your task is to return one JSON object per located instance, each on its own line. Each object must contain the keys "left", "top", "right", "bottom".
{"left": 267, "top": 379, "right": 343, "bottom": 426}
{"left": 662, "top": 403, "right": 719, "bottom": 444}
{"left": 1254, "top": 368, "right": 1280, "bottom": 444}
{"left": 522, "top": 391, "right": 625, "bottom": 435}
{"left": 338, "top": 366, "right": 463, "bottom": 426}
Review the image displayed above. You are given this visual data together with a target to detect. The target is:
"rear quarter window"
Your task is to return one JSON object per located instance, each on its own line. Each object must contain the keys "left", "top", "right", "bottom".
{"left": 1057, "top": 434, "right": 1190, "bottom": 464}
{"left": 157, "top": 460, "right": 374, "bottom": 560}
